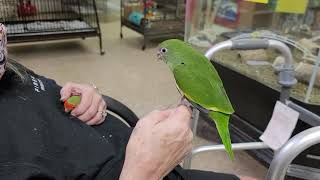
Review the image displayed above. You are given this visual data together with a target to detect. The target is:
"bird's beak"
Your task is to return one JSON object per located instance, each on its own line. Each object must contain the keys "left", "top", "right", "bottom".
{"left": 157, "top": 50, "right": 163, "bottom": 62}
{"left": 157, "top": 48, "right": 167, "bottom": 63}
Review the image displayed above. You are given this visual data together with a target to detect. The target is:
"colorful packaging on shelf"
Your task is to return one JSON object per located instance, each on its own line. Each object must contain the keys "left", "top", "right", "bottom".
{"left": 214, "top": 0, "right": 240, "bottom": 29}
{"left": 123, "top": 2, "right": 144, "bottom": 18}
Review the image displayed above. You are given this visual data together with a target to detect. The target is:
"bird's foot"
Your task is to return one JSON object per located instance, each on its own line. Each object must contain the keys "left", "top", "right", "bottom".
{"left": 179, "top": 97, "right": 193, "bottom": 114}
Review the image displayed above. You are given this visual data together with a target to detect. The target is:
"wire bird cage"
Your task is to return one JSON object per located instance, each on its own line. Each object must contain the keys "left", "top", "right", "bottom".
{"left": 121, "top": 0, "right": 185, "bottom": 50}
{"left": 0, "top": 0, "right": 104, "bottom": 55}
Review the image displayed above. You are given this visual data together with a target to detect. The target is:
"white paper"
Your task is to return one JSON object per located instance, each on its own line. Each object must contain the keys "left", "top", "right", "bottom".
{"left": 260, "top": 101, "right": 300, "bottom": 150}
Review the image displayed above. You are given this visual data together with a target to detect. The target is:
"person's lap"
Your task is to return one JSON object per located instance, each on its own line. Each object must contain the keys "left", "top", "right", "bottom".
{"left": 92, "top": 114, "right": 132, "bottom": 151}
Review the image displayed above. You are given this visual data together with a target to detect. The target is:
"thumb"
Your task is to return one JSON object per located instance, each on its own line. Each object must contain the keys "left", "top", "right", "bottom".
{"left": 166, "top": 105, "right": 192, "bottom": 124}
{"left": 140, "top": 108, "right": 175, "bottom": 125}
{"left": 153, "top": 108, "right": 176, "bottom": 124}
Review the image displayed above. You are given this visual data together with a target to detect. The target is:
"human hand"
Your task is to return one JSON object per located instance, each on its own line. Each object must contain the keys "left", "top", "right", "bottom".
{"left": 60, "top": 82, "right": 107, "bottom": 125}
{"left": 120, "top": 106, "right": 193, "bottom": 180}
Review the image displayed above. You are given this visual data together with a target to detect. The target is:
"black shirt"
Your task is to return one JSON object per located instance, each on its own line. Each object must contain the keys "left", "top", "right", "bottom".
{"left": 0, "top": 69, "right": 131, "bottom": 179}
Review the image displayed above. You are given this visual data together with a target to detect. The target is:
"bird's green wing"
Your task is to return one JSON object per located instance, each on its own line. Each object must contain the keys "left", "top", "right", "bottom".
{"left": 173, "top": 65, "right": 234, "bottom": 159}
{"left": 173, "top": 65, "right": 234, "bottom": 114}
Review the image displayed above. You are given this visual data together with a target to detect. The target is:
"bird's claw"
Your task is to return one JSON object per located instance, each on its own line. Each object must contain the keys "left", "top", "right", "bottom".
{"left": 180, "top": 97, "right": 210, "bottom": 115}
{"left": 179, "top": 97, "right": 193, "bottom": 114}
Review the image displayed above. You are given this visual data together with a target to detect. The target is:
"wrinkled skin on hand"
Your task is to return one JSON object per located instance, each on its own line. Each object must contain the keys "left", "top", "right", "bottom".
{"left": 120, "top": 106, "right": 193, "bottom": 180}
{"left": 60, "top": 82, "right": 107, "bottom": 126}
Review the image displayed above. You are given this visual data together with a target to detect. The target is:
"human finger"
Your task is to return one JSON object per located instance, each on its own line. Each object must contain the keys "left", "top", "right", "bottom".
{"left": 86, "top": 100, "right": 107, "bottom": 125}
{"left": 75, "top": 93, "right": 101, "bottom": 121}
{"left": 60, "top": 82, "right": 82, "bottom": 101}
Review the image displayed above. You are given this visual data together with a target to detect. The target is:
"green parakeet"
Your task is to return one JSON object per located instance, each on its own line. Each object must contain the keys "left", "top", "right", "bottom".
{"left": 158, "top": 39, "right": 235, "bottom": 159}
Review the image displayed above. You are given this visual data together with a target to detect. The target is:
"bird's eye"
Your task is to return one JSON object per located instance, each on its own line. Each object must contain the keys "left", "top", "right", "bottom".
{"left": 161, "top": 48, "right": 167, "bottom": 53}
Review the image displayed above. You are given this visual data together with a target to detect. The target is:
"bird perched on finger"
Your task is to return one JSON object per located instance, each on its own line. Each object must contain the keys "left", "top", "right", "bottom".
{"left": 158, "top": 39, "right": 235, "bottom": 159}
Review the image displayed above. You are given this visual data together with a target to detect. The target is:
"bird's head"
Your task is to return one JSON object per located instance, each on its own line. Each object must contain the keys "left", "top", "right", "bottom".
{"left": 157, "top": 39, "right": 189, "bottom": 70}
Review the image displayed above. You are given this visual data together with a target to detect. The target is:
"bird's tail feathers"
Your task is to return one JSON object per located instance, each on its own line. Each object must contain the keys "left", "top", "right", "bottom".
{"left": 209, "top": 111, "right": 234, "bottom": 160}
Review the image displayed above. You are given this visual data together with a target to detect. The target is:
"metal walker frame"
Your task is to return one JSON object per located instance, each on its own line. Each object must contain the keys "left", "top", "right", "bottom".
{"left": 182, "top": 39, "right": 320, "bottom": 180}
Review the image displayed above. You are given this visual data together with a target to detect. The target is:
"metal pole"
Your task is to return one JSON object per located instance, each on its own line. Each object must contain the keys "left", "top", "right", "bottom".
{"left": 184, "top": 0, "right": 192, "bottom": 42}
{"left": 266, "top": 126, "right": 320, "bottom": 180}
{"left": 92, "top": 0, "right": 105, "bottom": 55}
{"left": 192, "top": 142, "right": 269, "bottom": 154}
{"left": 205, "top": 39, "right": 295, "bottom": 69}
{"left": 286, "top": 101, "right": 320, "bottom": 127}
{"left": 191, "top": 108, "right": 200, "bottom": 135}
{"left": 183, "top": 108, "right": 200, "bottom": 169}
{"left": 280, "top": 87, "right": 291, "bottom": 103}
{"left": 305, "top": 49, "right": 320, "bottom": 103}
{"left": 204, "top": 40, "right": 233, "bottom": 58}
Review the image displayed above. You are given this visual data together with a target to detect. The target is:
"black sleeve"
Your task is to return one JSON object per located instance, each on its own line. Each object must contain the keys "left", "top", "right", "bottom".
{"left": 0, "top": 163, "right": 55, "bottom": 179}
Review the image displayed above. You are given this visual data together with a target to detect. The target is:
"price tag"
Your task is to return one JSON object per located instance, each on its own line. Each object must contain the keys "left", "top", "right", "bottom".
{"left": 260, "top": 101, "right": 299, "bottom": 150}
{"left": 245, "top": 0, "right": 268, "bottom": 4}
{"left": 275, "top": 0, "right": 308, "bottom": 14}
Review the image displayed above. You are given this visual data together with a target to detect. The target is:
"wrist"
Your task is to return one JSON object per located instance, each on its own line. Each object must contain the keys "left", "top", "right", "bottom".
{"left": 120, "top": 160, "right": 162, "bottom": 180}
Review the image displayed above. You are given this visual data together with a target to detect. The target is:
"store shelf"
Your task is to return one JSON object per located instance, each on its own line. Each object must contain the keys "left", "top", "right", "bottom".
{"left": 120, "top": 0, "right": 185, "bottom": 50}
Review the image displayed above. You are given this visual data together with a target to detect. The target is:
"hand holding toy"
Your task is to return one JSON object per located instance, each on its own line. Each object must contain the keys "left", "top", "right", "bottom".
{"left": 64, "top": 95, "right": 81, "bottom": 112}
